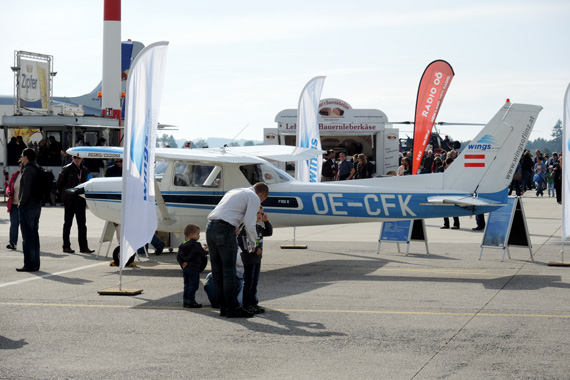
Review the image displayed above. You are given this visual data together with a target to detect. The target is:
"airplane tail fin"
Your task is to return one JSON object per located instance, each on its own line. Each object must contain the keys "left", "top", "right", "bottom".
{"left": 53, "top": 41, "right": 145, "bottom": 116}
{"left": 442, "top": 102, "right": 542, "bottom": 199}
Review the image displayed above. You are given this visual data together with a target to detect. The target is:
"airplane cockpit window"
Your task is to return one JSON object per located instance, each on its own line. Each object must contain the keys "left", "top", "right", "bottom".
{"left": 239, "top": 164, "right": 293, "bottom": 185}
{"left": 173, "top": 163, "right": 221, "bottom": 188}
{"left": 155, "top": 159, "right": 168, "bottom": 183}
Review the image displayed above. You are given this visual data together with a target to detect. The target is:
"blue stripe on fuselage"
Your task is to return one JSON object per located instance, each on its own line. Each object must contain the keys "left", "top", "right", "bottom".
{"left": 264, "top": 188, "right": 508, "bottom": 219}
{"left": 85, "top": 188, "right": 508, "bottom": 219}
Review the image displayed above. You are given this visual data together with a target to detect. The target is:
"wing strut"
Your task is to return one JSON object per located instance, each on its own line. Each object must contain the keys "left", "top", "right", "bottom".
{"left": 154, "top": 179, "right": 176, "bottom": 226}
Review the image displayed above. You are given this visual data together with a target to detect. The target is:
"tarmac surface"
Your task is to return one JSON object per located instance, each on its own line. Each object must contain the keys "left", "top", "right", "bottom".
{"left": 1, "top": 193, "right": 569, "bottom": 379}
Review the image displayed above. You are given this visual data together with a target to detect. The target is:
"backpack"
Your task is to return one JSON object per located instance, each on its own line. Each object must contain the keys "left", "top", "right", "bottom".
{"left": 513, "top": 168, "right": 522, "bottom": 181}
{"left": 35, "top": 166, "right": 55, "bottom": 202}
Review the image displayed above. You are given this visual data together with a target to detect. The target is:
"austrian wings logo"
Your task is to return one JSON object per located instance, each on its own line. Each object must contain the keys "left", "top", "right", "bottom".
{"left": 464, "top": 135, "right": 498, "bottom": 167}
{"left": 467, "top": 135, "right": 498, "bottom": 151}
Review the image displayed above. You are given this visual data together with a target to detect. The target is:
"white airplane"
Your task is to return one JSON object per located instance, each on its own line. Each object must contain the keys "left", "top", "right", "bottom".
{"left": 68, "top": 102, "right": 541, "bottom": 233}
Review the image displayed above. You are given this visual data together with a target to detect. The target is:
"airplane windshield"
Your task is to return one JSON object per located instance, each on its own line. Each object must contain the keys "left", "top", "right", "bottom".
{"left": 155, "top": 159, "right": 168, "bottom": 183}
{"left": 173, "top": 163, "right": 221, "bottom": 188}
{"left": 239, "top": 164, "right": 293, "bottom": 185}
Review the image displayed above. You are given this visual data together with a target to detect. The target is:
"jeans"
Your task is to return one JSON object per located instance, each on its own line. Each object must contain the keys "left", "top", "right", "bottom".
{"left": 547, "top": 182, "right": 555, "bottom": 197}
{"left": 19, "top": 204, "right": 41, "bottom": 270}
{"left": 476, "top": 214, "right": 486, "bottom": 229}
{"left": 63, "top": 197, "right": 88, "bottom": 249}
{"left": 204, "top": 272, "right": 243, "bottom": 307}
{"left": 182, "top": 268, "right": 200, "bottom": 304}
{"left": 509, "top": 179, "right": 523, "bottom": 196}
{"left": 9, "top": 205, "right": 20, "bottom": 245}
{"left": 206, "top": 221, "right": 239, "bottom": 313}
{"left": 243, "top": 263, "right": 261, "bottom": 307}
{"left": 137, "top": 234, "right": 165, "bottom": 255}
{"left": 535, "top": 177, "right": 544, "bottom": 196}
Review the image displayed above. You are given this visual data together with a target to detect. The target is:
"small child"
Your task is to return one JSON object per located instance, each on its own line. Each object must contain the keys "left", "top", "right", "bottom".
{"left": 547, "top": 166, "right": 555, "bottom": 197}
{"left": 177, "top": 224, "right": 208, "bottom": 308}
{"left": 238, "top": 207, "right": 273, "bottom": 314}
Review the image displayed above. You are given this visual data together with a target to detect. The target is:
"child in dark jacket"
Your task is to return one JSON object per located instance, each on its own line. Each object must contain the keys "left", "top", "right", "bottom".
{"left": 238, "top": 207, "right": 273, "bottom": 314}
{"left": 177, "top": 224, "right": 208, "bottom": 308}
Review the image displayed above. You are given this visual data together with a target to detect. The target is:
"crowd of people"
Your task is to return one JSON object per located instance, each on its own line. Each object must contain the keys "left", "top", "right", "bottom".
{"left": 321, "top": 149, "right": 375, "bottom": 181}
{"left": 394, "top": 147, "right": 562, "bottom": 206}
{"left": 6, "top": 136, "right": 125, "bottom": 271}
{"left": 6, "top": 135, "right": 67, "bottom": 167}
{"left": 514, "top": 149, "right": 563, "bottom": 204}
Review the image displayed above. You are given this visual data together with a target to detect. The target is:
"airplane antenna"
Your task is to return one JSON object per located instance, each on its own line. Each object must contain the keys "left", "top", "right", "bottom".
{"left": 390, "top": 121, "right": 485, "bottom": 126}
{"left": 231, "top": 124, "right": 249, "bottom": 141}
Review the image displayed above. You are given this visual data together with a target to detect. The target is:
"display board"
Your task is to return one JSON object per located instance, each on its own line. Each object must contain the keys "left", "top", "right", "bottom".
{"left": 377, "top": 219, "right": 429, "bottom": 256}
{"left": 480, "top": 197, "right": 533, "bottom": 261}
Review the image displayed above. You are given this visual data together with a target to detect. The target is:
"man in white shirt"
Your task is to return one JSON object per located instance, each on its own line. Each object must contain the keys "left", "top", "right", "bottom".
{"left": 206, "top": 182, "right": 269, "bottom": 318}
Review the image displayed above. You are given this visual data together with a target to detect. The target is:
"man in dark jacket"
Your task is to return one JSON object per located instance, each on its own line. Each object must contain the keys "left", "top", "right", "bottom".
{"left": 105, "top": 158, "right": 123, "bottom": 177}
{"left": 17, "top": 148, "right": 43, "bottom": 272}
{"left": 321, "top": 150, "right": 337, "bottom": 181}
{"left": 521, "top": 151, "right": 534, "bottom": 191}
{"left": 57, "top": 155, "right": 93, "bottom": 254}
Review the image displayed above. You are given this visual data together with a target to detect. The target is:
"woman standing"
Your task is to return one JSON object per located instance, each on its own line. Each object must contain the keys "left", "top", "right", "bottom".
{"left": 354, "top": 154, "right": 372, "bottom": 179}
{"left": 6, "top": 161, "right": 22, "bottom": 250}
{"left": 554, "top": 157, "right": 562, "bottom": 204}
{"left": 397, "top": 157, "right": 411, "bottom": 176}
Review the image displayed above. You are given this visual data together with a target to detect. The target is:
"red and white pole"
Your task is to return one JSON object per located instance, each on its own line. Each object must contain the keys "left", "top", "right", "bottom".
{"left": 102, "top": 0, "right": 122, "bottom": 120}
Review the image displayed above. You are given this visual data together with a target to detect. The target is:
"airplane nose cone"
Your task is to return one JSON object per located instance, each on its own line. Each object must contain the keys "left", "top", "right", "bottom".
{"left": 65, "top": 187, "right": 85, "bottom": 199}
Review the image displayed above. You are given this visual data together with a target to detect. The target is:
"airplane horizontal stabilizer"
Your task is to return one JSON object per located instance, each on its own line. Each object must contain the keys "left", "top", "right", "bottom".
{"left": 427, "top": 195, "right": 505, "bottom": 208}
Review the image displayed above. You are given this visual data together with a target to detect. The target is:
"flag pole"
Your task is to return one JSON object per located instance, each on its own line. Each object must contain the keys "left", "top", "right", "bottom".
{"left": 98, "top": 41, "right": 169, "bottom": 293}
{"left": 281, "top": 76, "right": 325, "bottom": 250}
{"left": 562, "top": 83, "right": 570, "bottom": 262}
{"left": 550, "top": 82, "right": 570, "bottom": 266}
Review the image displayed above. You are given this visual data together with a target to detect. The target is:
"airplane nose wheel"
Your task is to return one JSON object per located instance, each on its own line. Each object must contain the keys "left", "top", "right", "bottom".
{"left": 112, "top": 246, "right": 135, "bottom": 267}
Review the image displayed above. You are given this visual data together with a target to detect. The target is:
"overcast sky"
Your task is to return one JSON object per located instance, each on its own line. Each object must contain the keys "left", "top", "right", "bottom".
{"left": 1, "top": 0, "right": 569, "bottom": 143}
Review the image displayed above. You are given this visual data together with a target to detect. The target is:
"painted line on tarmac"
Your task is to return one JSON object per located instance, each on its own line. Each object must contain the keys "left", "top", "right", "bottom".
{"left": 355, "top": 267, "right": 570, "bottom": 280}
{"left": 0, "top": 262, "right": 108, "bottom": 289}
{"left": 355, "top": 268, "right": 495, "bottom": 276}
{"left": 1, "top": 301, "right": 570, "bottom": 319}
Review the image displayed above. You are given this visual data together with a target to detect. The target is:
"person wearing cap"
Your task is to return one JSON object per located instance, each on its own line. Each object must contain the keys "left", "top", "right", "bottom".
{"left": 321, "top": 150, "right": 337, "bottom": 182}
{"left": 56, "top": 155, "right": 94, "bottom": 254}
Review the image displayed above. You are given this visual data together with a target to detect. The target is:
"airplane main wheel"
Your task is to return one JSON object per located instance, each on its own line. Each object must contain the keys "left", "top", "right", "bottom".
{"left": 112, "top": 246, "right": 135, "bottom": 267}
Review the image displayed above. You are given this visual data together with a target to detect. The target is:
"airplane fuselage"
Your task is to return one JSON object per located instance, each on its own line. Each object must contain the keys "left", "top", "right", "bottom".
{"left": 81, "top": 162, "right": 505, "bottom": 233}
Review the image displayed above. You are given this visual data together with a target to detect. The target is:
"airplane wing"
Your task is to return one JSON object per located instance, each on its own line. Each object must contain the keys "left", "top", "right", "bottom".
{"left": 426, "top": 195, "right": 506, "bottom": 208}
{"left": 68, "top": 145, "right": 324, "bottom": 164}
{"left": 67, "top": 146, "right": 123, "bottom": 159}
{"left": 224, "top": 145, "right": 325, "bottom": 162}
